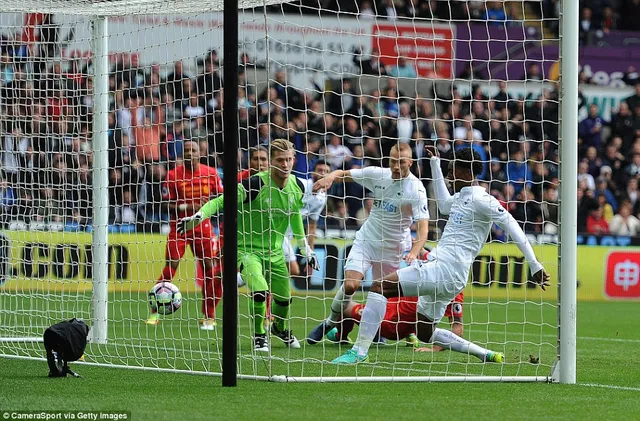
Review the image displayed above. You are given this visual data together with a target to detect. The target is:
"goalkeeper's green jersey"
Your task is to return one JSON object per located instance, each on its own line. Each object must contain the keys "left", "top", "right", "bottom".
{"left": 199, "top": 171, "right": 306, "bottom": 257}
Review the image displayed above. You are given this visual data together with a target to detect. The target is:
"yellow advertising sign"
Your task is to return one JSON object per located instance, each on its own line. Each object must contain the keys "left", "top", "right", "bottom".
{"left": 0, "top": 231, "right": 637, "bottom": 301}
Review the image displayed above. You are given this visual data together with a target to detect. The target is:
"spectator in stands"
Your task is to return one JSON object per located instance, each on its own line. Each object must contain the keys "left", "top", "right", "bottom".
{"left": 609, "top": 200, "right": 640, "bottom": 236}
{"left": 600, "top": 6, "right": 617, "bottom": 33}
{"left": 579, "top": 7, "right": 598, "bottom": 46}
{"left": 324, "top": 133, "right": 353, "bottom": 169}
{"left": 132, "top": 102, "right": 164, "bottom": 164}
{"left": 625, "top": 83, "right": 640, "bottom": 111}
{"left": 597, "top": 193, "right": 615, "bottom": 223}
{"left": 353, "top": 48, "right": 387, "bottom": 76}
{"left": 378, "top": 0, "right": 398, "bottom": 20}
{"left": 396, "top": 102, "right": 414, "bottom": 143}
{"left": 612, "top": 102, "right": 636, "bottom": 151}
{"left": 525, "top": 63, "right": 543, "bottom": 81}
{"left": 579, "top": 104, "right": 607, "bottom": 152}
{"left": 626, "top": 153, "right": 640, "bottom": 179}
{"left": 586, "top": 204, "right": 609, "bottom": 234}
{"left": 541, "top": 184, "right": 559, "bottom": 233}
{"left": 625, "top": 177, "right": 640, "bottom": 210}
{"left": 389, "top": 58, "right": 417, "bottom": 78}
{"left": 577, "top": 160, "right": 596, "bottom": 191}
{"left": 358, "top": 0, "right": 376, "bottom": 20}
{"left": 483, "top": 1, "right": 508, "bottom": 26}
{"left": 165, "top": 60, "right": 190, "bottom": 103}
{"left": 506, "top": 148, "right": 533, "bottom": 195}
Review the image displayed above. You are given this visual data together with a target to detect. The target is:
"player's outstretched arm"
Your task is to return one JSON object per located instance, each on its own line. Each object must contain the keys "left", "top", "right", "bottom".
{"left": 312, "top": 170, "right": 353, "bottom": 192}
{"left": 427, "top": 155, "right": 454, "bottom": 215}
{"left": 481, "top": 197, "right": 550, "bottom": 290}
{"left": 177, "top": 183, "right": 246, "bottom": 234}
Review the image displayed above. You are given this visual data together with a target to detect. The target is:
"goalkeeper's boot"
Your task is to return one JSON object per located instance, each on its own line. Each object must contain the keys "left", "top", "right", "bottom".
{"left": 331, "top": 349, "right": 368, "bottom": 365}
{"left": 486, "top": 351, "right": 504, "bottom": 363}
{"left": 271, "top": 325, "right": 301, "bottom": 349}
{"left": 145, "top": 313, "right": 159, "bottom": 325}
{"left": 200, "top": 318, "right": 216, "bottom": 331}
{"left": 254, "top": 334, "right": 269, "bottom": 352}
{"left": 307, "top": 320, "right": 331, "bottom": 345}
{"left": 405, "top": 333, "right": 419, "bottom": 347}
{"left": 326, "top": 328, "right": 352, "bottom": 345}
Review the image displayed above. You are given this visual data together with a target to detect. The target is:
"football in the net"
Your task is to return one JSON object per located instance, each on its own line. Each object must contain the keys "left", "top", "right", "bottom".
{"left": 149, "top": 282, "right": 182, "bottom": 315}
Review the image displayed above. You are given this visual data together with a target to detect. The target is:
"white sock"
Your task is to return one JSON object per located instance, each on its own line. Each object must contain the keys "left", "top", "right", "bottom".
{"left": 352, "top": 292, "right": 387, "bottom": 357}
{"left": 237, "top": 273, "right": 245, "bottom": 287}
{"left": 430, "top": 328, "right": 489, "bottom": 361}
{"left": 327, "top": 285, "right": 352, "bottom": 327}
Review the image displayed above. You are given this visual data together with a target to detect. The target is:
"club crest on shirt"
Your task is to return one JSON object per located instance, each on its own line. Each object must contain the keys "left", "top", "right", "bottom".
{"left": 450, "top": 212, "right": 463, "bottom": 224}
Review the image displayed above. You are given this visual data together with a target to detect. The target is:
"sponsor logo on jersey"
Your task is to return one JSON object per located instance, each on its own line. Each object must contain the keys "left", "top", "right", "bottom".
{"left": 373, "top": 199, "right": 398, "bottom": 213}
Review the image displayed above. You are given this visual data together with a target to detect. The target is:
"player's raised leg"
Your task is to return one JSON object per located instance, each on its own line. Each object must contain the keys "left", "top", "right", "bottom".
{"left": 239, "top": 252, "right": 270, "bottom": 352}
{"left": 268, "top": 255, "right": 300, "bottom": 348}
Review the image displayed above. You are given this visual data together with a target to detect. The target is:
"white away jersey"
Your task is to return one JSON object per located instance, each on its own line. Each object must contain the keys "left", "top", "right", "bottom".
{"left": 350, "top": 167, "right": 429, "bottom": 247}
{"left": 429, "top": 185, "right": 543, "bottom": 281}
{"left": 300, "top": 178, "right": 327, "bottom": 222}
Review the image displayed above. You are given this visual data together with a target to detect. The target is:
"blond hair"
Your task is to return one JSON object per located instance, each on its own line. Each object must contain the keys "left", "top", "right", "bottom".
{"left": 270, "top": 138, "right": 295, "bottom": 157}
{"left": 390, "top": 142, "right": 412, "bottom": 156}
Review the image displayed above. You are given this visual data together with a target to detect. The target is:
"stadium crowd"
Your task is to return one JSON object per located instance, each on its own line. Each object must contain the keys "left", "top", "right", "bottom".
{"left": 0, "top": 4, "right": 639, "bottom": 238}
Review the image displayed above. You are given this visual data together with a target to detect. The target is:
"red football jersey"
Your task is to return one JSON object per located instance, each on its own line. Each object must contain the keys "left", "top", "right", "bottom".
{"left": 163, "top": 164, "right": 223, "bottom": 221}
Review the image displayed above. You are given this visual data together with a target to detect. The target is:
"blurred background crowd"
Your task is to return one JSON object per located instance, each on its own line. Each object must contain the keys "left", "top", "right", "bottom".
{"left": 0, "top": 0, "right": 639, "bottom": 239}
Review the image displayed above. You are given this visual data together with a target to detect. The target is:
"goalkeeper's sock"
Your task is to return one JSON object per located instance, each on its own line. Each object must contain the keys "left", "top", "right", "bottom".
{"left": 158, "top": 266, "right": 177, "bottom": 282}
{"left": 328, "top": 285, "right": 353, "bottom": 327}
{"left": 352, "top": 292, "right": 387, "bottom": 357}
{"left": 252, "top": 299, "right": 267, "bottom": 335}
{"left": 271, "top": 299, "right": 290, "bottom": 332}
{"left": 430, "top": 328, "right": 489, "bottom": 361}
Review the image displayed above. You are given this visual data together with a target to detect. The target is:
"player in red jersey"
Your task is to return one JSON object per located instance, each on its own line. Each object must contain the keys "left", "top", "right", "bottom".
{"left": 145, "top": 141, "right": 224, "bottom": 330}
{"left": 326, "top": 247, "right": 465, "bottom": 348}
{"left": 326, "top": 293, "right": 464, "bottom": 348}
{"left": 237, "top": 146, "right": 268, "bottom": 182}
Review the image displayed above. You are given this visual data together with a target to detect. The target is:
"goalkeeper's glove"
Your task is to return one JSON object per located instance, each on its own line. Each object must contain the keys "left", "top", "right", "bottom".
{"left": 177, "top": 211, "right": 204, "bottom": 234}
{"left": 297, "top": 238, "right": 319, "bottom": 271}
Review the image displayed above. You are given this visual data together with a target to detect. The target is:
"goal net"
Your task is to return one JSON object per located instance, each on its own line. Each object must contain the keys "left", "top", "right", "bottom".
{"left": 0, "top": 0, "right": 570, "bottom": 381}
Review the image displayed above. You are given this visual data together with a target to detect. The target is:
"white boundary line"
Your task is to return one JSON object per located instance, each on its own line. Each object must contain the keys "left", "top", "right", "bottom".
{"left": 484, "top": 330, "right": 640, "bottom": 344}
{"left": 578, "top": 383, "right": 640, "bottom": 392}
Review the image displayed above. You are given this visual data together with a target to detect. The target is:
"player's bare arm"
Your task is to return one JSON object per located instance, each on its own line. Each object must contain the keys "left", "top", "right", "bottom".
{"left": 405, "top": 219, "right": 429, "bottom": 264}
{"left": 312, "top": 169, "right": 353, "bottom": 192}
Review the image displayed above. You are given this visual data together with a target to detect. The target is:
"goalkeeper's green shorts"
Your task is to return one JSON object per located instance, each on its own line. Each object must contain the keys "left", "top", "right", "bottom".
{"left": 238, "top": 251, "right": 290, "bottom": 301}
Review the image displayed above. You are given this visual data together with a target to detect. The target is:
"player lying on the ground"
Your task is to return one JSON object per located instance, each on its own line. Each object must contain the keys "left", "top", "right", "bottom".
{"left": 332, "top": 147, "right": 550, "bottom": 364}
{"left": 178, "top": 139, "right": 319, "bottom": 352}
{"left": 146, "top": 141, "right": 223, "bottom": 330}
{"left": 325, "top": 293, "right": 463, "bottom": 349}
{"left": 307, "top": 143, "right": 430, "bottom": 344}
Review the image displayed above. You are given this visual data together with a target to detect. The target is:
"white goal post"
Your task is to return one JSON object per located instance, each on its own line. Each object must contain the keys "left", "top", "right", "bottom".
{"left": 0, "top": 0, "right": 577, "bottom": 383}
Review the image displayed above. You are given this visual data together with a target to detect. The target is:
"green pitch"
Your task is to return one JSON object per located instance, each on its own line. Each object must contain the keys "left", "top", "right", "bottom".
{"left": 1, "top": 294, "right": 639, "bottom": 419}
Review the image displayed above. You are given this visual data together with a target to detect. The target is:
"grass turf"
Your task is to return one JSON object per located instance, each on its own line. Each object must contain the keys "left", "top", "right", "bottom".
{"left": 1, "top": 295, "right": 639, "bottom": 420}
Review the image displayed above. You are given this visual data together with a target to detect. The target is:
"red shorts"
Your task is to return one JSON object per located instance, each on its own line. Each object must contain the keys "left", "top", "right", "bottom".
{"left": 443, "top": 292, "right": 464, "bottom": 322}
{"left": 352, "top": 296, "right": 419, "bottom": 341}
{"left": 166, "top": 219, "right": 219, "bottom": 261}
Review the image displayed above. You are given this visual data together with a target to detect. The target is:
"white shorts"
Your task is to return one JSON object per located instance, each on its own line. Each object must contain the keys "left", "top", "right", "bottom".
{"left": 397, "top": 260, "right": 466, "bottom": 323}
{"left": 282, "top": 237, "right": 297, "bottom": 263}
{"left": 344, "top": 240, "right": 402, "bottom": 279}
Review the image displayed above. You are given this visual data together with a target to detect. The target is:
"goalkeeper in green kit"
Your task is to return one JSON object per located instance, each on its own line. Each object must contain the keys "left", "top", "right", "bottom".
{"left": 177, "top": 139, "right": 319, "bottom": 351}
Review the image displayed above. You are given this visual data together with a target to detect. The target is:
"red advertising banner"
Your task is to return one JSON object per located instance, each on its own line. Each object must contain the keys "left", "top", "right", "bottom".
{"left": 372, "top": 23, "right": 454, "bottom": 79}
{"left": 605, "top": 251, "right": 640, "bottom": 298}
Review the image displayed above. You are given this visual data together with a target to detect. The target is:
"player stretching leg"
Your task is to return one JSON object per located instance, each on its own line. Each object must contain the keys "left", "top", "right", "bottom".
{"left": 146, "top": 141, "right": 224, "bottom": 330}
{"left": 332, "top": 147, "right": 550, "bottom": 364}
{"left": 307, "top": 143, "right": 430, "bottom": 344}
{"left": 179, "top": 139, "right": 319, "bottom": 351}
